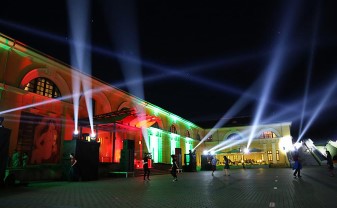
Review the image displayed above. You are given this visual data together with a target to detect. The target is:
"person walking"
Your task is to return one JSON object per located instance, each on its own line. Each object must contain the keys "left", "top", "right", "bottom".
{"left": 171, "top": 155, "right": 179, "bottom": 181}
{"left": 11, "top": 149, "right": 20, "bottom": 168}
{"left": 143, "top": 154, "right": 151, "bottom": 181}
{"left": 292, "top": 150, "right": 302, "bottom": 178}
{"left": 22, "top": 152, "right": 29, "bottom": 168}
{"left": 69, "top": 153, "right": 78, "bottom": 181}
{"left": 211, "top": 156, "right": 217, "bottom": 176}
{"left": 224, "top": 155, "right": 230, "bottom": 176}
{"left": 326, "top": 150, "right": 335, "bottom": 177}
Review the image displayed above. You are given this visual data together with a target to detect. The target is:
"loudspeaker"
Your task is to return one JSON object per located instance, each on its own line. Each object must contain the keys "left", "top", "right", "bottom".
{"left": 120, "top": 149, "right": 134, "bottom": 171}
{"left": 0, "top": 128, "right": 11, "bottom": 186}
{"left": 123, "top": 139, "right": 135, "bottom": 150}
{"left": 201, "top": 155, "right": 213, "bottom": 171}
{"left": 75, "top": 140, "right": 100, "bottom": 181}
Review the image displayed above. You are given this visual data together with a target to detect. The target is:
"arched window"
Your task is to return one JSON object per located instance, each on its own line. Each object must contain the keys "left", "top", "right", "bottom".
{"left": 186, "top": 130, "right": 190, "bottom": 138}
{"left": 260, "top": 131, "right": 277, "bottom": 139}
{"left": 170, "top": 125, "right": 177, "bottom": 134}
{"left": 267, "top": 150, "right": 273, "bottom": 161}
{"left": 24, "top": 77, "right": 61, "bottom": 98}
{"left": 227, "top": 133, "right": 241, "bottom": 140}
{"left": 151, "top": 122, "right": 160, "bottom": 129}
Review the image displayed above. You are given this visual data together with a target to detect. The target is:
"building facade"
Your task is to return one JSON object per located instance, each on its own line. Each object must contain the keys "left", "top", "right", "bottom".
{"left": 202, "top": 122, "right": 292, "bottom": 167}
{"left": 0, "top": 33, "right": 291, "bottom": 181}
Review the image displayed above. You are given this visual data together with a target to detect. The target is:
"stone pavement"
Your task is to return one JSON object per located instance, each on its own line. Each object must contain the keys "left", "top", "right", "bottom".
{"left": 0, "top": 166, "right": 336, "bottom": 208}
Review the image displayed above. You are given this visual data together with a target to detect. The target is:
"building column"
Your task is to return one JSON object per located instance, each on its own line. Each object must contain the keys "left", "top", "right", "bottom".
{"left": 272, "top": 142, "right": 277, "bottom": 164}
{"left": 263, "top": 144, "right": 267, "bottom": 164}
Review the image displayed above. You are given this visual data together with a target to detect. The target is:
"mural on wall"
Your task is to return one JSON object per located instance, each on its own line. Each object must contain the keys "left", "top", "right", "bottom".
{"left": 31, "top": 117, "right": 61, "bottom": 164}
{"left": 18, "top": 112, "right": 61, "bottom": 164}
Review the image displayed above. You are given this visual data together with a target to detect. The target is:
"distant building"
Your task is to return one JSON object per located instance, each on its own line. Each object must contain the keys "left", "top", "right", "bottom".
{"left": 202, "top": 117, "right": 292, "bottom": 167}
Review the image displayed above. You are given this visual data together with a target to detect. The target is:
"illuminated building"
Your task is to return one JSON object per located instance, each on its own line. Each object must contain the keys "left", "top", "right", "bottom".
{"left": 202, "top": 117, "right": 292, "bottom": 167}
{"left": 0, "top": 33, "right": 291, "bottom": 180}
{"left": 0, "top": 33, "right": 204, "bottom": 180}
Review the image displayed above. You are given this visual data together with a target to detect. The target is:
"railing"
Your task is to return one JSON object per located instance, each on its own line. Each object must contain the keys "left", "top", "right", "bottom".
{"left": 303, "top": 142, "right": 322, "bottom": 166}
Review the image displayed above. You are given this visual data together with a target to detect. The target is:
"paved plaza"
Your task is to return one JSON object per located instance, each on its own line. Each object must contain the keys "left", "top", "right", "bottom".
{"left": 0, "top": 166, "right": 336, "bottom": 208}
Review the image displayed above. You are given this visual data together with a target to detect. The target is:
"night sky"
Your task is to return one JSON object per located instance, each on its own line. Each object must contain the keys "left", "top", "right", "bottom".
{"left": 1, "top": 0, "right": 337, "bottom": 142}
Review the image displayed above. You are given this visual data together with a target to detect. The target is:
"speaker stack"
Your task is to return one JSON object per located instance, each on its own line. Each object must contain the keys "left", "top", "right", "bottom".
{"left": 0, "top": 127, "right": 11, "bottom": 186}
{"left": 201, "top": 155, "right": 213, "bottom": 171}
{"left": 120, "top": 139, "right": 135, "bottom": 171}
{"left": 76, "top": 140, "right": 100, "bottom": 181}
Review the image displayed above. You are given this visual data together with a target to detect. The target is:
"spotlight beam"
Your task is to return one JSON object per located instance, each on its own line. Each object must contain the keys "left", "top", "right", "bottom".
{"left": 193, "top": 79, "right": 261, "bottom": 150}
{"left": 211, "top": 106, "right": 311, "bottom": 153}
{"left": 205, "top": 74, "right": 336, "bottom": 153}
{"left": 0, "top": 19, "right": 300, "bottom": 109}
{"left": 298, "top": 5, "right": 320, "bottom": 137}
{"left": 209, "top": 89, "right": 337, "bottom": 153}
{"left": 247, "top": 1, "right": 300, "bottom": 148}
{"left": 67, "top": 0, "right": 95, "bottom": 135}
{"left": 298, "top": 71, "right": 337, "bottom": 141}
{"left": 104, "top": 0, "right": 149, "bottom": 152}
{"left": 1, "top": 18, "right": 323, "bottom": 116}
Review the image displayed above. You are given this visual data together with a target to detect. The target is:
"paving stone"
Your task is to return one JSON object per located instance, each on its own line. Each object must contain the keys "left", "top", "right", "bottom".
{"left": 0, "top": 166, "right": 336, "bottom": 208}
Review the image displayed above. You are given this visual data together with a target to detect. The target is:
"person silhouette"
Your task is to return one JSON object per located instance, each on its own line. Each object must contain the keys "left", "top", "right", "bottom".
{"left": 292, "top": 150, "right": 302, "bottom": 178}
{"left": 143, "top": 153, "right": 151, "bottom": 181}
{"left": 211, "top": 156, "right": 217, "bottom": 176}
{"left": 326, "top": 151, "right": 335, "bottom": 177}
{"left": 22, "top": 152, "right": 29, "bottom": 168}
{"left": 224, "top": 156, "right": 230, "bottom": 176}
{"left": 69, "top": 153, "right": 78, "bottom": 181}
{"left": 11, "top": 149, "right": 20, "bottom": 168}
{"left": 171, "top": 155, "right": 179, "bottom": 181}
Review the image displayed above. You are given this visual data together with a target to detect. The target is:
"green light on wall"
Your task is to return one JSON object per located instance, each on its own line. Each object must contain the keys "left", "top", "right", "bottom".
{"left": 150, "top": 135, "right": 158, "bottom": 162}
{"left": 158, "top": 137, "right": 163, "bottom": 162}
{"left": 147, "top": 127, "right": 163, "bottom": 163}
{"left": 170, "top": 114, "right": 178, "bottom": 123}
{"left": 184, "top": 137, "right": 193, "bottom": 142}
{"left": 170, "top": 139, "right": 176, "bottom": 155}
{"left": 153, "top": 107, "right": 159, "bottom": 116}
{"left": 185, "top": 142, "right": 192, "bottom": 154}
{"left": 148, "top": 127, "right": 162, "bottom": 137}
{"left": 0, "top": 43, "right": 11, "bottom": 50}
{"left": 169, "top": 132, "right": 180, "bottom": 139}
{"left": 141, "top": 101, "right": 200, "bottom": 129}
{"left": 170, "top": 133, "right": 180, "bottom": 155}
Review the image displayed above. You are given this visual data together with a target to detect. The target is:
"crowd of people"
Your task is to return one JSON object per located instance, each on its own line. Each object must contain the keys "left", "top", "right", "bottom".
{"left": 8, "top": 150, "right": 29, "bottom": 169}
{"left": 6, "top": 145, "right": 337, "bottom": 183}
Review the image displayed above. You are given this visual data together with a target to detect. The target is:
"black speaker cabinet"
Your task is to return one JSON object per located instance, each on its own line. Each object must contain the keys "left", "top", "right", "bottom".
{"left": 123, "top": 139, "right": 135, "bottom": 150}
{"left": 0, "top": 127, "right": 11, "bottom": 186}
{"left": 75, "top": 140, "right": 100, "bottom": 181}
{"left": 201, "top": 155, "right": 213, "bottom": 171}
{"left": 120, "top": 149, "right": 134, "bottom": 171}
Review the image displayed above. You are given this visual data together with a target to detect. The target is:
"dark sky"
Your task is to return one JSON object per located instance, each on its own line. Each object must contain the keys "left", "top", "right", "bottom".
{"left": 1, "top": 0, "right": 337, "bottom": 142}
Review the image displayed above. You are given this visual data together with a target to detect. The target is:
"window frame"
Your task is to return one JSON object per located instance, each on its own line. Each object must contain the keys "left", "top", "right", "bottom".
{"left": 24, "top": 77, "right": 61, "bottom": 98}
